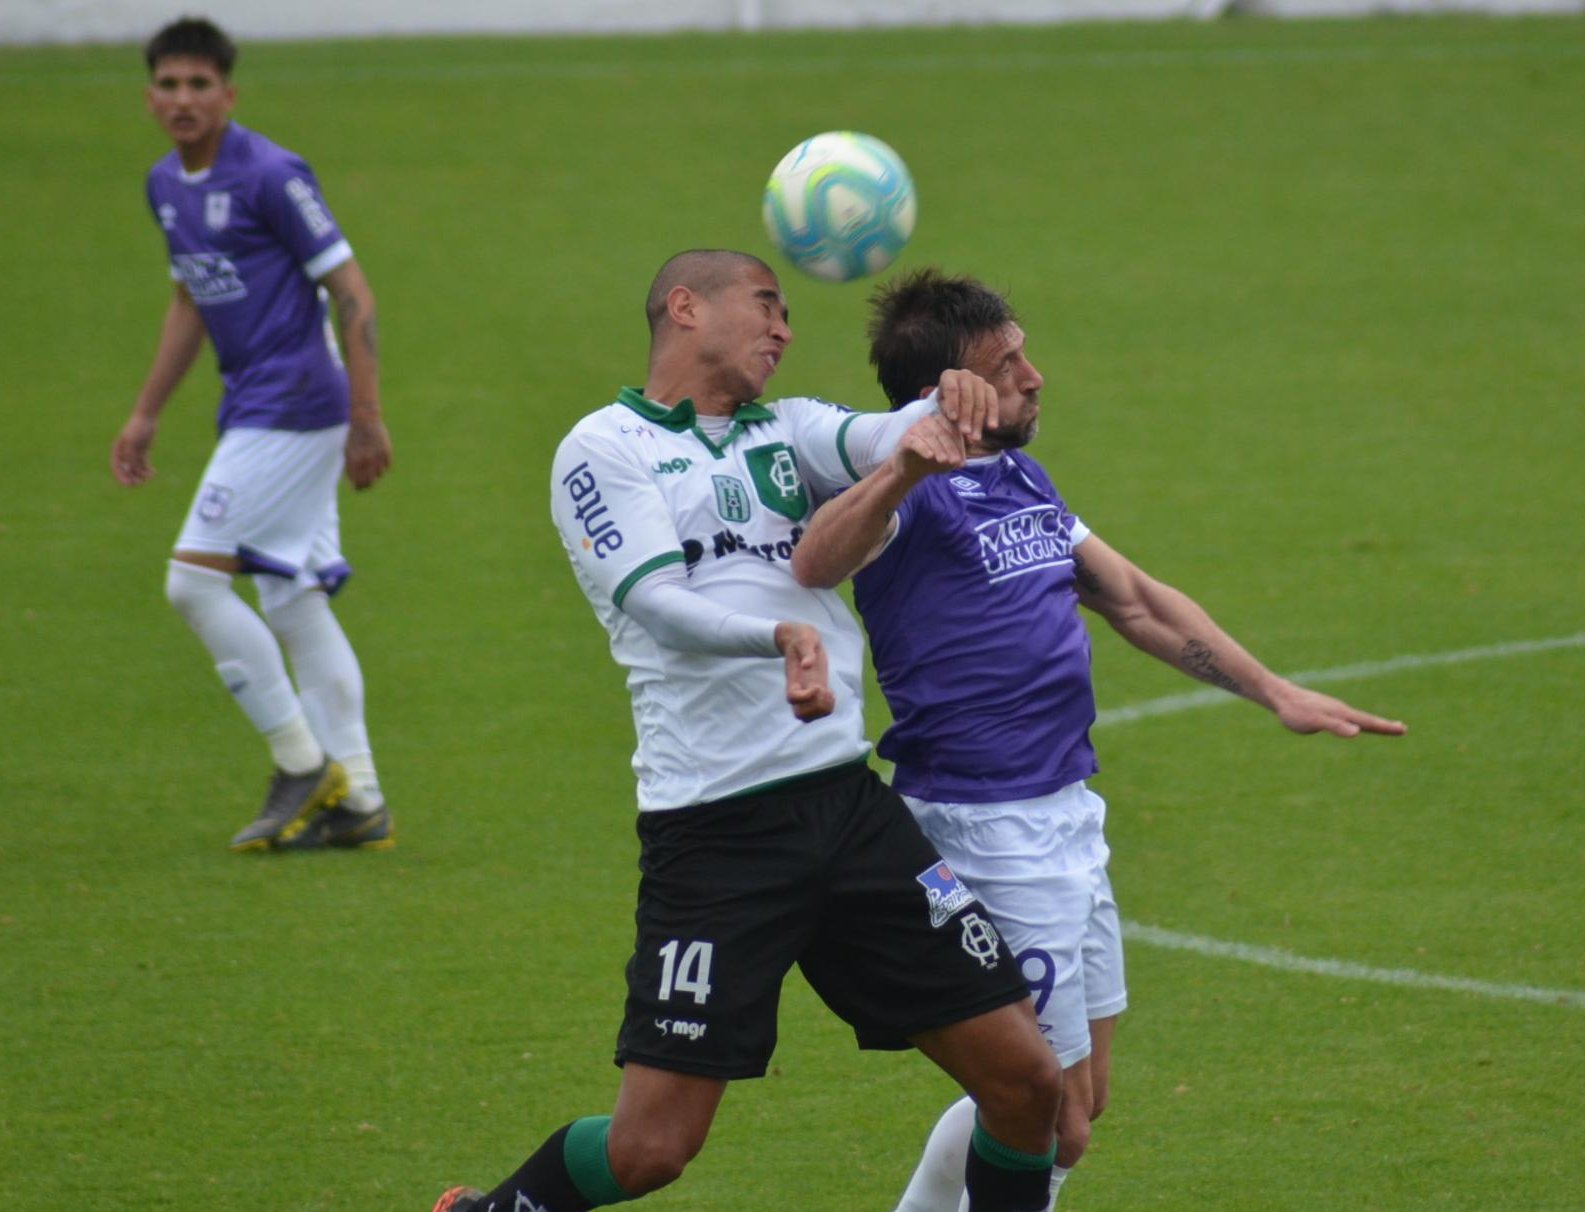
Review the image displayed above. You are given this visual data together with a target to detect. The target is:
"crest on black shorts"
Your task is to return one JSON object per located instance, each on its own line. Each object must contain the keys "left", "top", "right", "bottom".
{"left": 959, "top": 912, "right": 1002, "bottom": 970}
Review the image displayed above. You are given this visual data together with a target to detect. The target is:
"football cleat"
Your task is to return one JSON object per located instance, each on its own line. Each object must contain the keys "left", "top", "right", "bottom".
{"left": 430, "top": 1187, "right": 485, "bottom": 1212}
{"left": 274, "top": 802, "right": 395, "bottom": 851}
{"left": 229, "top": 759, "right": 349, "bottom": 851}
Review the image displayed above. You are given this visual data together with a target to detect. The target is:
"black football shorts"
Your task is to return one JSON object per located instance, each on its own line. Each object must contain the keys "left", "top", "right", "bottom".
{"left": 615, "top": 760, "right": 1030, "bottom": 1078}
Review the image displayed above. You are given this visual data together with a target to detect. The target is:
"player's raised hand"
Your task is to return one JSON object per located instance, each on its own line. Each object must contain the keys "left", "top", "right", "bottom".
{"left": 111, "top": 414, "right": 158, "bottom": 486}
{"left": 1272, "top": 682, "right": 1407, "bottom": 738}
{"left": 775, "top": 621, "right": 836, "bottom": 722}
{"left": 345, "top": 417, "right": 392, "bottom": 489}
{"left": 892, "top": 412, "right": 966, "bottom": 484}
{"left": 935, "top": 368, "right": 1000, "bottom": 441}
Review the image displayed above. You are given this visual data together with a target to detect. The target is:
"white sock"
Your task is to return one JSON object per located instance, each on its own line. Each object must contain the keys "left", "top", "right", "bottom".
{"left": 338, "top": 752, "right": 384, "bottom": 814}
{"left": 166, "top": 560, "right": 323, "bottom": 773}
{"left": 1049, "top": 1164, "right": 1071, "bottom": 1208}
{"left": 894, "top": 1095, "right": 976, "bottom": 1212}
{"left": 265, "top": 713, "right": 326, "bottom": 775}
{"left": 263, "top": 587, "right": 383, "bottom": 811}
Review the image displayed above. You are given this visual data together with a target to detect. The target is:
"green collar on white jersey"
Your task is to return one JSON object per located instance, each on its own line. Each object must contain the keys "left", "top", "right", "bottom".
{"left": 618, "top": 387, "right": 776, "bottom": 458}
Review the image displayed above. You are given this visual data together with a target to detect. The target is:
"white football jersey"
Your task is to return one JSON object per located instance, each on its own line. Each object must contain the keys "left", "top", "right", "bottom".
{"left": 551, "top": 387, "right": 896, "bottom": 810}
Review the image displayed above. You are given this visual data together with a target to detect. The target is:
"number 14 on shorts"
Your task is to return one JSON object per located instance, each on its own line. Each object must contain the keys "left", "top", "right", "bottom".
{"left": 657, "top": 939, "right": 714, "bottom": 1004}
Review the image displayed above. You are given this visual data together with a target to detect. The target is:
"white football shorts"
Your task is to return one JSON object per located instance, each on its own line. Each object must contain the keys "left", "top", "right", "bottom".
{"left": 175, "top": 424, "right": 350, "bottom": 604}
{"left": 905, "top": 781, "right": 1127, "bottom": 1069}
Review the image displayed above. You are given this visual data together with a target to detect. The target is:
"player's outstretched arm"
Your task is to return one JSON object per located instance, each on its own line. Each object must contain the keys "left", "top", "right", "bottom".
{"left": 1073, "top": 534, "right": 1406, "bottom": 739}
{"left": 322, "top": 259, "right": 391, "bottom": 490}
{"left": 791, "top": 413, "right": 964, "bottom": 588}
{"left": 774, "top": 621, "right": 836, "bottom": 722}
{"left": 112, "top": 285, "right": 206, "bottom": 486}
{"left": 819, "top": 369, "right": 996, "bottom": 489}
{"left": 1263, "top": 682, "right": 1407, "bottom": 738}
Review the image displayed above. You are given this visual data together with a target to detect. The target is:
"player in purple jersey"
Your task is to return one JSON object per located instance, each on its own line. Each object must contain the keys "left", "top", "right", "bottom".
{"left": 111, "top": 18, "right": 394, "bottom": 852}
{"left": 792, "top": 269, "right": 1407, "bottom": 1210}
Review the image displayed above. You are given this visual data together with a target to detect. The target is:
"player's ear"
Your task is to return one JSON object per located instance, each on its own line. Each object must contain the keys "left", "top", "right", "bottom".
{"left": 666, "top": 285, "right": 701, "bottom": 331}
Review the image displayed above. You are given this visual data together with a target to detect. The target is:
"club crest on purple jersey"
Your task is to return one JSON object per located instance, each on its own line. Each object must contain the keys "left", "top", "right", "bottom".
{"left": 916, "top": 860, "right": 975, "bottom": 928}
{"left": 204, "top": 191, "right": 231, "bottom": 230}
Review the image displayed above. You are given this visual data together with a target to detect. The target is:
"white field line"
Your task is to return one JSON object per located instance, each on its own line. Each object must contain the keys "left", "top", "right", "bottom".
{"left": 1124, "top": 921, "right": 1585, "bottom": 1009}
{"left": 8, "top": 39, "right": 1585, "bottom": 88}
{"left": 1113, "top": 631, "right": 1585, "bottom": 1009}
{"left": 1096, "top": 632, "right": 1585, "bottom": 728}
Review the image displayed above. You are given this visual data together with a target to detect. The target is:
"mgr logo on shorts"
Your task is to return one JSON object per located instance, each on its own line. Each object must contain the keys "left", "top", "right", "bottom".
{"left": 916, "top": 860, "right": 976, "bottom": 929}
{"left": 744, "top": 443, "right": 808, "bottom": 521}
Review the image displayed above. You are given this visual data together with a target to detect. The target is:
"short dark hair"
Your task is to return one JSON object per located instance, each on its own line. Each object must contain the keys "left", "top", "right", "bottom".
{"left": 144, "top": 17, "right": 238, "bottom": 77}
{"left": 867, "top": 268, "right": 1017, "bottom": 409}
{"left": 645, "top": 249, "right": 774, "bottom": 336}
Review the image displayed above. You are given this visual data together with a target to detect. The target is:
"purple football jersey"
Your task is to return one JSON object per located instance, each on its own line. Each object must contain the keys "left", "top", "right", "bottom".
{"left": 852, "top": 451, "right": 1099, "bottom": 803}
{"left": 146, "top": 123, "right": 352, "bottom": 433}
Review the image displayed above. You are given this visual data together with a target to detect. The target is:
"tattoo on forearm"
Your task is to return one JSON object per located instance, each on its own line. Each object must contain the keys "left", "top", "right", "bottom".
{"left": 1181, "top": 639, "right": 1243, "bottom": 695}
{"left": 1072, "top": 553, "right": 1103, "bottom": 596}
{"left": 332, "top": 291, "right": 378, "bottom": 362}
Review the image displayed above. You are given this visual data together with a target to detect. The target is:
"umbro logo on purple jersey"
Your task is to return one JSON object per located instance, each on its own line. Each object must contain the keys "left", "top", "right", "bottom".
{"left": 949, "top": 475, "right": 985, "bottom": 498}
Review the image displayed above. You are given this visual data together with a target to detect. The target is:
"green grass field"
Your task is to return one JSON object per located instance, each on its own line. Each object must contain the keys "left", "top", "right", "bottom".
{"left": 3, "top": 13, "right": 1583, "bottom": 1210}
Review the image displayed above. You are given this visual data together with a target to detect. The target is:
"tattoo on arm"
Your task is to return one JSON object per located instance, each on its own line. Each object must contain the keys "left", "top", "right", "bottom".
{"left": 1072, "top": 552, "right": 1104, "bottom": 596}
{"left": 358, "top": 312, "right": 378, "bottom": 359}
{"left": 1181, "top": 639, "right": 1243, "bottom": 695}
{"left": 331, "top": 289, "right": 379, "bottom": 362}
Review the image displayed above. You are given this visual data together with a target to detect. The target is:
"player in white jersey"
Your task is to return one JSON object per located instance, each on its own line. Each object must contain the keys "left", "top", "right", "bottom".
{"left": 111, "top": 18, "right": 394, "bottom": 851}
{"left": 430, "top": 252, "right": 1066, "bottom": 1212}
{"left": 792, "top": 269, "right": 1407, "bottom": 1210}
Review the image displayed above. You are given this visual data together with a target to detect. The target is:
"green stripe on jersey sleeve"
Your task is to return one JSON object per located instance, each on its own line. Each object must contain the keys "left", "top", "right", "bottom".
{"left": 612, "top": 551, "right": 686, "bottom": 609}
{"left": 835, "top": 412, "right": 862, "bottom": 482}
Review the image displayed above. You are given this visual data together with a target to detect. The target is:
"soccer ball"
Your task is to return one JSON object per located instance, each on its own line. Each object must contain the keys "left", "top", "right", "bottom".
{"left": 762, "top": 131, "right": 917, "bottom": 283}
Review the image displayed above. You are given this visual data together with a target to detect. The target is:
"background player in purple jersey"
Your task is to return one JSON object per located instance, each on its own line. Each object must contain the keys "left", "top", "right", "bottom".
{"left": 111, "top": 17, "right": 394, "bottom": 852}
{"left": 792, "top": 269, "right": 1406, "bottom": 1210}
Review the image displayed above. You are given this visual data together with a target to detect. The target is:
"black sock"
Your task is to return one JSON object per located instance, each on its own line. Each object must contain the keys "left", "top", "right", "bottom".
{"left": 480, "top": 1124, "right": 593, "bottom": 1212}
{"left": 963, "top": 1129, "right": 1055, "bottom": 1212}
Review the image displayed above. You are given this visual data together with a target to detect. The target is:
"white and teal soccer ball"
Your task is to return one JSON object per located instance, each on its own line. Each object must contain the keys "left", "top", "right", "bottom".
{"left": 762, "top": 131, "right": 917, "bottom": 283}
